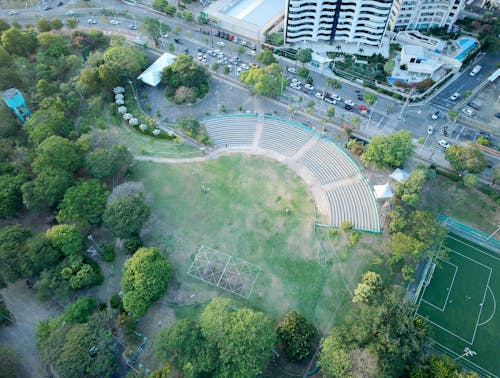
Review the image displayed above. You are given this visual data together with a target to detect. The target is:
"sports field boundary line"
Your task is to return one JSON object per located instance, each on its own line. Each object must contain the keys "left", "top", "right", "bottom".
{"left": 415, "top": 313, "right": 473, "bottom": 344}
{"left": 446, "top": 234, "right": 500, "bottom": 262}
{"left": 443, "top": 246, "right": 494, "bottom": 272}
{"left": 431, "top": 338, "right": 499, "bottom": 378}
{"left": 471, "top": 268, "right": 492, "bottom": 344}
{"left": 477, "top": 286, "right": 496, "bottom": 326}
{"left": 420, "top": 257, "right": 457, "bottom": 312}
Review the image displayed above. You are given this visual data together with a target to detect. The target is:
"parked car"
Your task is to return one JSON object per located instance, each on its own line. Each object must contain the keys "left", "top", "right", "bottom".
{"left": 331, "top": 94, "right": 341, "bottom": 101}
{"left": 290, "top": 82, "right": 301, "bottom": 90}
{"left": 324, "top": 97, "right": 337, "bottom": 104}
{"left": 247, "top": 50, "right": 256, "bottom": 57}
{"left": 198, "top": 47, "right": 207, "bottom": 53}
{"left": 174, "top": 38, "right": 181, "bottom": 44}
{"left": 427, "top": 126, "right": 434, "bottom": 135}
{"left": 431, "top": 110, "right": 441, "bottom": 120}
{"left": 304, "top": 83, "right": 314, "bottom": 91}
{"left": 467, "top": 102, "right": 480, "bottom": 110}
{"left": 496, "top": 113, "right": 500, "bottom": 119}
{"left": 250, "top": 43, "right": 257, "bottom": 50}
{"left": 449, "top": 92, "right": 461, "bottom": 101}
{"left": 344, "top": 99, "right": 355, "bottom": 107}
{"left": 470, "top": 65, "right": 482, "bottom": 76}
{"left": 241, "top": 40, "right": 247, "bottom": 46}
{"left": 315, "top": 92, "right": 324, "bottom": 100}
{"left": 216, "top": 41, "right": 225, "bottom": 47}
{"left": 476, "top": 131, "right": 491, "bottom": 140}
{"left": 462, "top": 108, "right": 474, "bottom": 117}
{"left": 240, "top": 63, "right": 249, "bottom": 70}
{"left": 438, "top": 139, "right": 450, "bottom": 148}
{"left": 287, "top": 67, "right": 296, "bottom": 74}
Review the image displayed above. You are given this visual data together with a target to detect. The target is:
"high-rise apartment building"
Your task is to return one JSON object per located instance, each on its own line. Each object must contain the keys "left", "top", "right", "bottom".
{"left": 388, "top": 0, "right": 465, "bottom": 32}
{"left": 284, "top": 0, "right": 393, "bottom": 47}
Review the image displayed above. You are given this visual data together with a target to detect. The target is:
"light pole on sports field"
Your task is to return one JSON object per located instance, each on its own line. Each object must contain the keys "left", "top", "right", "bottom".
{"left": 454, "top": 347, "right": 476, "bottom": 361}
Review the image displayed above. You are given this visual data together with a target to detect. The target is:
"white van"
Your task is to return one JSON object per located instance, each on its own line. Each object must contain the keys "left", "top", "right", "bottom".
{"left": 470, "top": 65, "right": 482, "bottom": 76}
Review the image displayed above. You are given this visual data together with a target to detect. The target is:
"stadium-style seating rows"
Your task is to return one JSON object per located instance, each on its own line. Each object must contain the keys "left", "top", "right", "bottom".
{"left": 326, "top": 180, "right": 379, "bottom": 231}
{"left": 258, "top": 118, "right": 314, "bottom": 157}
{"left": 204, "top": 115, "right": 257, "bottom": 148}
{"left": 202, "top": 115, "right": 379, "bottom": 232}
{"left": 299, "top": 140, "right": 359, "bottom": 185}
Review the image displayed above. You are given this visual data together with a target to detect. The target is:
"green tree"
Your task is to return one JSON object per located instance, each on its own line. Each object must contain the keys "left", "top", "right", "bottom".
{"left": 161, "top": 54, "right": 209, "bottom": 101}
{"left": 326, "top": 77, "right": 341, "bottom": 90}
{"left": 319, "top": 332, "right": 352, "bottom": 377}
{"left": 141, "top": 17, "right": 171, "bottom": 46}
{"left": 38, "top": 32, "right": 68, "bottom": 58}
{"left": 122, "top": 247, "right": 172, "bottom": 318}
{"left": 383, "top": 59, "right": 395, "bottom": 75}
{"left": 152, "top": 0, "right": 169, "bottom": 11}
{"left": 154, "top": 318, "right": 218, "bottom": 375}
{"left": 25, "top": 109, "right": 71, "bottom": 145}
{"left": 50, "top": 18, "right": 63, "bottom": 31}
{"left": 296, "top": 48, "right": 312, "bottom": 65}
{"left": 0, "top": 224, "right": 32, "bottom": 282}
{"left": 22, "top": 167, "right": 74, "bottom": 209}
{"left": 277, "top": 311, "right": 316, "bottom": 362}
{"left": 199, "top": 298, "right": 276, "bottom": 377}
{"left": 103, "top": 193, "right": 150, "bottom": 238}
{"left": 0, "top": 173, "right": 26, "bottom": 218}
{"left": 297, "top": 66, "right": 309, "bottom": 79}
{"left": 1, "top": 27, "right": 38, "bottom": 56}
{"left": 57, "top": 179, "right": 109, "bottom": 227}
{"left": 235, "top": 45, "right": 245, "bottom": 56}
{"left": 86, "top": 144, "right": 132, "bottom": 179}
{"left": 37, "top": 311, "right": 118, "bottom": 378}
{"left": 63, "top": 296, "right": 97, "bottom": 324}
{"left": 394, "top": 167, "right": 434, "bottom": 206}
{"left": 388, "top": 232, "right": 427, "bottom": 264}
{"left": 445, "top": 142, "right": 488, "bottom": 173}
{"left": 0, "top": 19, "right": 11, "bottom": 33}
{"left": 255, "top": 49, "right": 276, "bottom": 66}
{"left": 0, "top": 344, "right": 24, "bottom": 378}
{"left": 46, "top": 224, "right": 83, "bottom": 256}
{"left": 361, "top": 130, "right": 413, "bottom": 168}
{"left": 26, "top": 233, "right": 62, "bottom": 276}
{"left": 66, "top": 18, "right": 78, "bottom": 29}
{"left": 447, "top": 109, "right": 459, "bottom": 121}
{"left": 104, "top": 45, "right": 147, "bottom": 79}
{"left": 363, "top": 92, "right": 377, "bottom": 105}
{"left": 33, "top": 136, "right": 83, "bottom": 174}
{"left": 37, "top": 18, "right": 52, "bottom": 32}
{"left": 239, "top": 63, "right": 285, "bottom": 98}
{"left": 352, "top": 271, "right": 384, "bottom": 305}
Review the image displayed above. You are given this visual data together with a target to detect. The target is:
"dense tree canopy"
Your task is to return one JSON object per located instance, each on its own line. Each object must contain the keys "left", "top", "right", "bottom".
{"left": 277, "top": 310, "right": 316, "bottom": 361}
{"left": 22, "top": 167, "right": 75, "bottom": 209}
{"left": 63, "top": 296, "right": 97, "bottom": 324}
{"left": 296, "top": 48, "right": 312, "bottom": 64}
{"left": 45, "top": 224, "right": 83, "bottom": 256}
{"left": 103, "top": 193, "right": 150, "bottom": 238}
{"left": 0, "top": 344, "right": 24, "bottom": 378}
{"left": 161, "top": 54, "right": 209, "bottom": 102}
{"left": 57, "top": 179, "right": 109, "bottom": 226}
{"left": 255, "top": 49, "right": 276, "bottom": 66}
{"left": 32, "top": 136, "right": 83, "bottom": 174}
{"left": 0, "top": 224, "right": 32, "bottom": 282}
{"left": 25, "top": 109, "right": 72, "bottom": 146}
{"left": 86, "top": 144, "right": 132, "bottom": 179}
{"left": 199, "top": 298, "right": 276, "bottom": 377}
{"left": 352, "top": 271, "right": 384, "bottom": 305}
{"left": 36, "top": 311, "right": 118, "bottom": 378}
{"left": 104, "top": 45, "right": 147, "bottom": 79}
{"left": 38, "top": 32, "right": 69, "bottom": 58}
{"left": 0, "top": 173, "right": 26, "bottom": 218}
{"left": 122, "top": 247, "right": 172, "bottom": 318}
{"left": 445, "top": 142, "right": 488, "bottom": 173}
{"left": 1, "top": 27, "right": 38, "bottom": 57}
{"left": 361, "top": 130, "right": 413, "bottom": 168}
{"left": 395, "top": 167, "right": 435, "bottom": 206}
{"left": 239, "top": 63, "right": 286, "bottom": 98}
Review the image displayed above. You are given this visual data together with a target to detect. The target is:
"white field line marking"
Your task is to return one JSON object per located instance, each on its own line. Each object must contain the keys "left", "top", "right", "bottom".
{"left": 446, "top": 235, "right": 500, "bottom": 262}
{"left": 472, "top": 269, "right": 492, "bottom": 344}
{"left": 439, "top": 259, "right": 458, "bottom": 311}
{"left": 422, "top": 299, "right": 447, "bottom": 312}
{"left": 431, "top": 338, "right": 499, "bottom": 378}
{"left": 477, "top": 286, "right": 497, "bottom": 326}
{"left": 416, "top": 314, "right": 473, "bottom": 344}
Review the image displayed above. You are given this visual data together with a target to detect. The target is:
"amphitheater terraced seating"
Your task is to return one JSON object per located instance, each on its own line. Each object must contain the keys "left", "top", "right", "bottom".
{"left": 259, "top": 118, "right": 313, "bottom": 157}
{"left": 299, "top": 139, "right": 359, "bottom": 185}
{"left": 204, "top": 115, "right": 257, "bottom": 148}
{"left": 326, "top": 180, "right": 378, "bottom": 232}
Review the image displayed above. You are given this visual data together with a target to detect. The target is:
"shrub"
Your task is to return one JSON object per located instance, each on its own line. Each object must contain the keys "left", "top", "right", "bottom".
{"left": 100, "top": 243, "right": 115, "bottom": 262}
{"left": 125, "top": 235, "right": 143, "bottom": 255}
{"left": 110, "top": 293, "right": 124, "bottom": 312}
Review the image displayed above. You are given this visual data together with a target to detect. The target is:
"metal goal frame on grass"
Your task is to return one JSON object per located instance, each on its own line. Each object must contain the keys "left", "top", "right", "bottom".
{"left": 187, "top": 245, "right": 261, "bottom": 299}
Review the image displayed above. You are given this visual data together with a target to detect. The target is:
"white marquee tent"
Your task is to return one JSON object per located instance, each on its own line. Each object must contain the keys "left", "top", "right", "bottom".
{"left": 374, "top": 184, "right": 393, "bottom": 199}
{"left": 137, "top": 52, "right": 177, "bottom": 87}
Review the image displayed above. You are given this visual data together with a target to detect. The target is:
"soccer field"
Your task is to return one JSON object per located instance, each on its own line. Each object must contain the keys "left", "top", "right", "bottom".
{"left": 415, "top": 234, "right": 500, "bottom": 377}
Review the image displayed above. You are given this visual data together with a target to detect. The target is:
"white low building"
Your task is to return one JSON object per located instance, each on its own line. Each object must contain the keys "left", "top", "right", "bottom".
{"left": 137, "top": 52, "right": 176, "bottom": 87}
{"left": 400, "top": 45, "right": 442, "bottom": 76}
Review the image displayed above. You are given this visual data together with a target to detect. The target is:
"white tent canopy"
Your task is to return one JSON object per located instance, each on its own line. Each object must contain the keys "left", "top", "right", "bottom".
{"left": 137, "top": 52, "right": 177, "bottom": 87}
{"left": 390, "top": 168, "right": 410, "bottom": 183}
{"left": 374, "top": 184, "right": 393, "bottom": 199}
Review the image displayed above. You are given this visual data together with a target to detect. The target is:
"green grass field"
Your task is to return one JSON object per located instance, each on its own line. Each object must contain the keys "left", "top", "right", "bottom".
{"left": 133, "top": 154, "right": 371, "bottom": 331}
{"left": 416, "top": 234, "right": 500, "bottom": 377}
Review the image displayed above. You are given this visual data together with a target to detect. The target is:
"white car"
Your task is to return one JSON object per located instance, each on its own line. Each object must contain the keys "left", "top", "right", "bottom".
{"left": 216, "top": 41, "right": 225, "bottom": 47}
{"left": 214, "top": 49, "right": 222, "bottom": 54}
{"left": 324, "top": 97, "right": 337, "bottom": 104}
{"left": 198, "top": 53, "right": 203, "bottom": 60}
{"left": 431, "top": 110, "right": 440, "bottom": 120}
{"left": 344, "top": 99, "right": 355, "bottom": 107}
{"left": 331, "top": 94, "right": 342, "bottom": 101}
{"left": 291, "top": 78, "right": 301, "bottom": 85}
{"left": 8, "top": 10, "right": 18, "bottom": 15}
{"left": 66, "top": 10, "right": 74, "bottom": 15}
{"left": 315, "top": 92, "right": 324, "bottom": 100}
{"left": 287, "top": 67, "right": 296, "bottom": 74}
{"left": 304, "top": 83, "right": 314, "bottom": 91}
{"left": 438, "top": 139, "right": 450, "bottom": 148}
{"left": 240, "top": 63, "right": 249, "bottom": 70}
{"left": 88, "top": 19, "right": 97, "bottom": 24}
{"left": 241, "top": 40, "right": 247, "bottom": 46}
{"left": 462, "top": 108, "right": 474, "bottom": 116}
{"left": 247, "top": 50, "right": 256, "bottom": 57}
{"left": 110, "top": 19, "right": 120, "bottom": 25}
{"left": 237, "top": 67, "right": 242, "bottom": 74}
{"left": 427, "top": 126, "right": 434, "bottom": 135}
{"left": 129, "top": 24, "right": 137, "bottom": 30}
{"left": 449, "top": 92, "right": 461, "bottom": 101}
{"left": 290, "top": 82, "right": 301, "bottom": 90}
